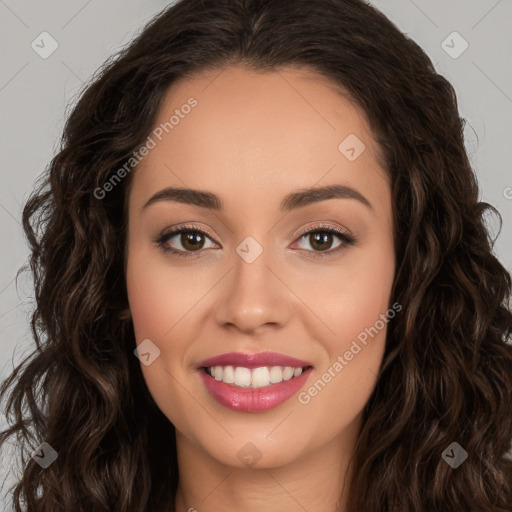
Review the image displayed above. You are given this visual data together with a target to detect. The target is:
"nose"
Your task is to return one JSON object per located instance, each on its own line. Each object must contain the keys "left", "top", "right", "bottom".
{"left": 214, "top": 246, "right": 292, "bottom": 334}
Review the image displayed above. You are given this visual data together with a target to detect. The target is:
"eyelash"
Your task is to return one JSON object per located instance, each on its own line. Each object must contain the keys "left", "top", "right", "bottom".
{"left": 154, "top": 223, "right": 357, "bottom": 259}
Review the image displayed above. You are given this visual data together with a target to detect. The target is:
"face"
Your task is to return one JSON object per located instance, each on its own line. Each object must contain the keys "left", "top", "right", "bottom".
{"left": 125, "top": 65, "right": 395, "bottom": 470}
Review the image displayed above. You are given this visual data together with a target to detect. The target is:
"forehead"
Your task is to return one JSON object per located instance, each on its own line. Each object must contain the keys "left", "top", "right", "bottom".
{"left": 129, "top": 65, "right": 388, "bottom": 213}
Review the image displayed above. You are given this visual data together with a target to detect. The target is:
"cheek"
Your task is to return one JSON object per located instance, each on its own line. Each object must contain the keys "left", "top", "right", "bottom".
{"left": 125, "top": 248, "right": 195, "bottom": 426}
{"left": 292, "top": 235, "right": 395, "bottom": 350}
{"left": 294, "top": 242, "right": 395, "bottom": 438}
{"left": 127, "top": 273, "right": 166, "bottom": 342}
{"left": 126, "top": 246, "right": 189, "bottom": 342}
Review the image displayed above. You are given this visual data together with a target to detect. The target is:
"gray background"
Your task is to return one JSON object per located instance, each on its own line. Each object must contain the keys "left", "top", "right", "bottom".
{"left": 1, "top": 0, "right": 511, "bottom": 508}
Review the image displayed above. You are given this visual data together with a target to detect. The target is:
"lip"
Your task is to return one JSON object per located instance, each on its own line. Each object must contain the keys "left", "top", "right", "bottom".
{"left": 198, "top": 365, "right": 314, "bottom": 412}
{"left": 195, "top": 351, "right": 313, "bottom": 370}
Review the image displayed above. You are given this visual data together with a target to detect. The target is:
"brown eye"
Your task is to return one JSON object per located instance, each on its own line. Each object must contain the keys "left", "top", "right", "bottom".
{"left": 180, "top": 231, "right": 206, "bottom": 251}
{"left": 308, "top": 231, "right": 336, "bottom": 252}
{"left": 293, "top": 225, "right": 355, "bottom": 255}
{"left": 156, "top": 227, "right": 216, "bottom": 256}
{"left": 155, "top": 224, "right": 356, "bottom": 258}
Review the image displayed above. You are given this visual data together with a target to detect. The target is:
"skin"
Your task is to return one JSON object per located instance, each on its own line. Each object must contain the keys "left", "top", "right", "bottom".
{"left": 125, "top": 65, "right": 395, "bottom": 512}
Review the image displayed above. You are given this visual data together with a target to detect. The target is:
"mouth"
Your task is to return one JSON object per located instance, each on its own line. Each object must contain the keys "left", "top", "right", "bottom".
{"left": 201, "top": 364, "right": 314, "bottom": 389}
{"left": 198, "top": 364, "right": 314, "bottom": 412}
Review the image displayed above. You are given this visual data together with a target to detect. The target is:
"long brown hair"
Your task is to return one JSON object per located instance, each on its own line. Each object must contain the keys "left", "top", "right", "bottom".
{"left": 2, "top": 0, "right": 512, "bottom": 510}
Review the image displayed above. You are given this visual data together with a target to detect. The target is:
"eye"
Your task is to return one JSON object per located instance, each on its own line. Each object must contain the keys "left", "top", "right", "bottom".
{"left": 291, "top": 223, "right": 356, "bottom": 257}
{"left": 154, "top": 223, "right": 356, "bottom": 258}
{"left": 154, "top": 224, "right": 217, "bottom": 258}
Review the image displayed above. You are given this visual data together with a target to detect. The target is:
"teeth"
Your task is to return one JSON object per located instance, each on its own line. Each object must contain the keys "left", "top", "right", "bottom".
{"left": 251, "top": 366, "right": 270, "bottom": 387}
{"left": 283, "top": 367, "right": 295, "bottom": 380}
{"left": 206, "top": 365, "right": 308, "bottom": 388}
{"left": 222, "top": 365, "right": 235, "bottom": 383}
{"left": 234, "top": 367, "right": 251, "bottom": 387}
{"left": 269, "top": 366, "right": 284, "bottom": 383}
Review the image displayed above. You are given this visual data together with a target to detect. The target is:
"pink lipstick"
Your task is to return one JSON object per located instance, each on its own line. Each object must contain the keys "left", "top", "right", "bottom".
{"left": 196, "top": 351, "right": 314, "bottom": 412}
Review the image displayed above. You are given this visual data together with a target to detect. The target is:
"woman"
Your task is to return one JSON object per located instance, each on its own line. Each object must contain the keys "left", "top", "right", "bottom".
{"left": 1, "top": 0, "right": 511, "bottom": 510}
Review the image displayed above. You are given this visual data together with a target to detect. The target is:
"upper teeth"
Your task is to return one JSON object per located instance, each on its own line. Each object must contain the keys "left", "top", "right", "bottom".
{"left": 206, "top": 366, "right": 305, "bottom": 388}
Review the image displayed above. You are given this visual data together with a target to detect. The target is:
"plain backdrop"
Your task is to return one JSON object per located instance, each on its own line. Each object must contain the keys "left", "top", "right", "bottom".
{"left": 1, "top": 0, "right": 511, "bottom": 509}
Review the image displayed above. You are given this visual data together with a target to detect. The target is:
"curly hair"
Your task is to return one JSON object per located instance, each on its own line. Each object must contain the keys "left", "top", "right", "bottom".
{"left": 1, "top": 0, "right": 512, "bottom": 510}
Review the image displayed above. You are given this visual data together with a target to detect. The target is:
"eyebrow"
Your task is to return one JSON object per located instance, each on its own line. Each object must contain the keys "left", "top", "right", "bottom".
{"left": 142, "top": 184, "right": 372, "bottom": 212}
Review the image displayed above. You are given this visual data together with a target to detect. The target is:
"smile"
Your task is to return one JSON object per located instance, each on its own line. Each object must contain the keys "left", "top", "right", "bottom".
{"left": 204, "top": 365, "right": 311, "bottom": 388}
{"left": 199, "top": 365, "right": 314, "bottom": 412}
